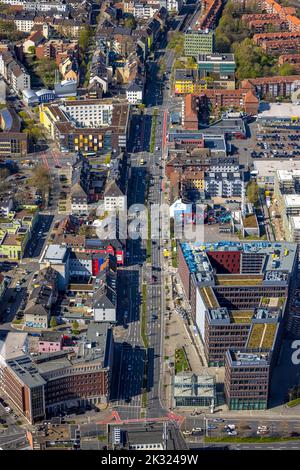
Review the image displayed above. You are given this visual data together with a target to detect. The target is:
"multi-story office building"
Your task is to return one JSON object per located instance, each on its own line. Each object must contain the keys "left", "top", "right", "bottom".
{"left": 224, "top": 349, "right": 271, "bottom": 410}
{"left": 197, "top": 53, "right": 236, "bottom": 90}
{"left": 177, "top": 241, "right": 298, "bottom": 409}
{"left": 184, "top": 31, "right": 214, "bottom": 57}
{"left": 1, "top": 323, "right": 113, "bottom": 423}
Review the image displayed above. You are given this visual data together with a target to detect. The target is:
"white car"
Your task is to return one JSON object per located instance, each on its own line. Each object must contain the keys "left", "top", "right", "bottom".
{"left": 225, "top": 424, "right": 235, "bottom": 430}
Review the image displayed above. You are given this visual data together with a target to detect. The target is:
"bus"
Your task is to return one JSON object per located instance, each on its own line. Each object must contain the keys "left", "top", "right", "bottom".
{"left": 140, "top": 158, "right": 144, "bottom": 165}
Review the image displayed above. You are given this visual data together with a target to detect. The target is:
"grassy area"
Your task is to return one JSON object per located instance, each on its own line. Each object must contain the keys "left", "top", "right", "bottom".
{"left": 175, "top": 347, "right": 189, "bottom": 374}
{"left": 97, "top": 435, "right": 107, "bottom": 442}
{"left": 149, "top": 108, "right": 158, "bottom": 153}
{"left": 229, "top": 311, "right": 253, "bottom": 324}
{"left": 287, "top": 398, "right": 300, "bottom": 408}
{"left": 147, "top": 207, "right": 151, "bottom": 261}
{"left": 261, "top": 323, "right": 277, "bottom": 349}
{"left": 167, "top": 31, "right": 184, "bottom": 56}
{"left": 205, "top": 436, "right": 300, "bottom": 444}
{"left": 248, "top": 323, "right": 265, "bottom": 348}
{"left": 141, "top": 283, "right": 149, "bottom": 348}
{"left": 171, "top": 238, "right": 177, "bottom": 268}
{"left": 200, "top": 286, "right": 219, "bottom": 309}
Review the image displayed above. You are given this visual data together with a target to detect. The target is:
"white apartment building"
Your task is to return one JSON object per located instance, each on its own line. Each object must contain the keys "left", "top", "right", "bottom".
{"left": 1, "top": 0, "right": 68, "bottom": 12}
{"left": 10, "top": 66, "right": 31, "bottom": 94}
{"left": 61, "top": 100, "right": 113, "bottom": 128}
{"left": 133, "top": 3, "right": 160, "bottom": 18}
{"left": 104, "top": 181, "right": 126, "bottom": 212}
{"left": 0, "top": 53, "right": 31, "bottom": 94}
{"left": 126, "top": 82, "right": 143, "bottom": 104}
{"left": 14, "top": 15, "right": 35, "bottom": 33}
{"left": 166, "top": 0, "right": 182, "bottom": 12}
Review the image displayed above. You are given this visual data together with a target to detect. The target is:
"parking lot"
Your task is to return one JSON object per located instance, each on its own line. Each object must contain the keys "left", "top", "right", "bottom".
{"left": 252, "top": 128, "right": 300, "bottom": 159}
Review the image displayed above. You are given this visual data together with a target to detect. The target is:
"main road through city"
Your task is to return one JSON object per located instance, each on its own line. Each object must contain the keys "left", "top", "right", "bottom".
{"left": 113, "top": 13, "right": 195, "bottom": 421}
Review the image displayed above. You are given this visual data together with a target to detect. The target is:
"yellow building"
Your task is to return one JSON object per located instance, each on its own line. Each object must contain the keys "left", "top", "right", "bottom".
{"left": 174, "top": 69, "right": 207, "bottom": 95}
{"left": 0, "top": 205, "right": 38, "bottom": 260}
{"left": 0, "top": 232, "right": 27, "bottom": 260}
{"left": 39, "top": 104, "right": 59, "bottom": 139}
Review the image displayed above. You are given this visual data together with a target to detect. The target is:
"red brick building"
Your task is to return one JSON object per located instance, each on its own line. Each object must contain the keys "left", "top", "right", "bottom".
{"left": 36, "top": 39, "right": 78, "bottom": 61}
{"left": 278, "top": 54, "right": 300, "bottom": 72}
{"left": 183, "top": 88, "right": 259, "bottom": 128}
{"left": 241, "top": 75, "right": 300, "bottom": 98}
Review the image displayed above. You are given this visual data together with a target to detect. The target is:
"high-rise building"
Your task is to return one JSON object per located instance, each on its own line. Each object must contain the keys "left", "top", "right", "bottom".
{"left": 178, "top": 241, "right": 298, "bottom": 409}
{"left": 184, "top": 31, "right": 214, "bottom": 57}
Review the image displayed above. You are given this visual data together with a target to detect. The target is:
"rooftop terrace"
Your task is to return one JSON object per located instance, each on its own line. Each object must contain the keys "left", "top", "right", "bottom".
{"left": 229, "top": 310, "right": 254, "bottom": 324}
{"left": 200, "top": 286, "right": 219, "bottom": 309}
{"left": 215, "top": 274, "right": 263, "bottom": 286}
{"left": 247, "top": 322, "right": 277, "bottom": 350}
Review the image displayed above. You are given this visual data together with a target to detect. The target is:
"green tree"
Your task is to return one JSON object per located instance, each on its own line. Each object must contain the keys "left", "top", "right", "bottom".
{"left": 247, "top": 181, "right": 259, "bottom": 205}
{"left": 124, "top": 15, "right": 137, "bottom": 29}
{"left": 72, "top": 320, "right": 80, "bottom": 334}
{"left": 50, "top": 316, "right": 57, "bottom": 329}
{"left": 30, "top": 165, "right": 50, "bottom": 199}
{"left": 79, "top": 25, "right": 91, "bottom": 53}
{"left": 27, "top": 46, "right": 36, "bottom": 55}
{"left": 278, "top": 63, "right": 297, "bottom": 76}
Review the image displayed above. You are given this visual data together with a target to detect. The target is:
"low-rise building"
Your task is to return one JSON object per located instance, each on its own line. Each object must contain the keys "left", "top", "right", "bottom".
{"left": 173, "top": 373, "right": 216, "bottom": 407}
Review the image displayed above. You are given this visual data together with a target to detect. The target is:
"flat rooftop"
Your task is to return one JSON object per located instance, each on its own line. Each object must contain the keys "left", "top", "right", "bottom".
{"left": 229, "top": 350, "right": 270, "bottom": 365}
{"left": 173, "top": 373, "right": 215, "bottom": 399}
{"left": 6, "top": 355, "right": 46, "bottom": 389}
{"left": 247, "top": 323, "right": 277, "bottom": 349}
{"left": 258, "top": 102, "right": 300, "bottom": 120}
{"left": 0, "top": 332, "right": 28, "bottom": 361}
{"left": 290, "top": 216, "right": 300, "bottom": 230}
{"left": 43, "top": 244, "right": 68, "bottom": 263}
{"left": 180, "top": 241, "right": 297, "bottom": 276}
{"left": 198, "top": 53, "right": 235, "bottom": 63}
{"left": 284, "top": 194, "right": 300, "bottom": 208}
{"left": 254, "top": 159, "right": 300, "bottom": 179}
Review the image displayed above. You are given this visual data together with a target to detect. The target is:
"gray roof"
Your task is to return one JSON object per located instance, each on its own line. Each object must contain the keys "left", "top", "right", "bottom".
{"left": 104, "top": 180, "right": 124, "bottom": 198}
{"left": 93, "top": 284, "right": 116, "bottom": 309}
{"left": 6, "top": 355, "right": 46, "bottom": 389}
{"left": 43, "top": 244, "right": 68, "bottom": 263}
{"left": 127, "top": 81, "right": 143, "bottom": 92}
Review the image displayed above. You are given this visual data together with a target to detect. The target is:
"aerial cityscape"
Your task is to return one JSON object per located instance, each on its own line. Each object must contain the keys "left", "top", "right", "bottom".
{"left": 1, "top": 0, "right": 300, "bottom": 455}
